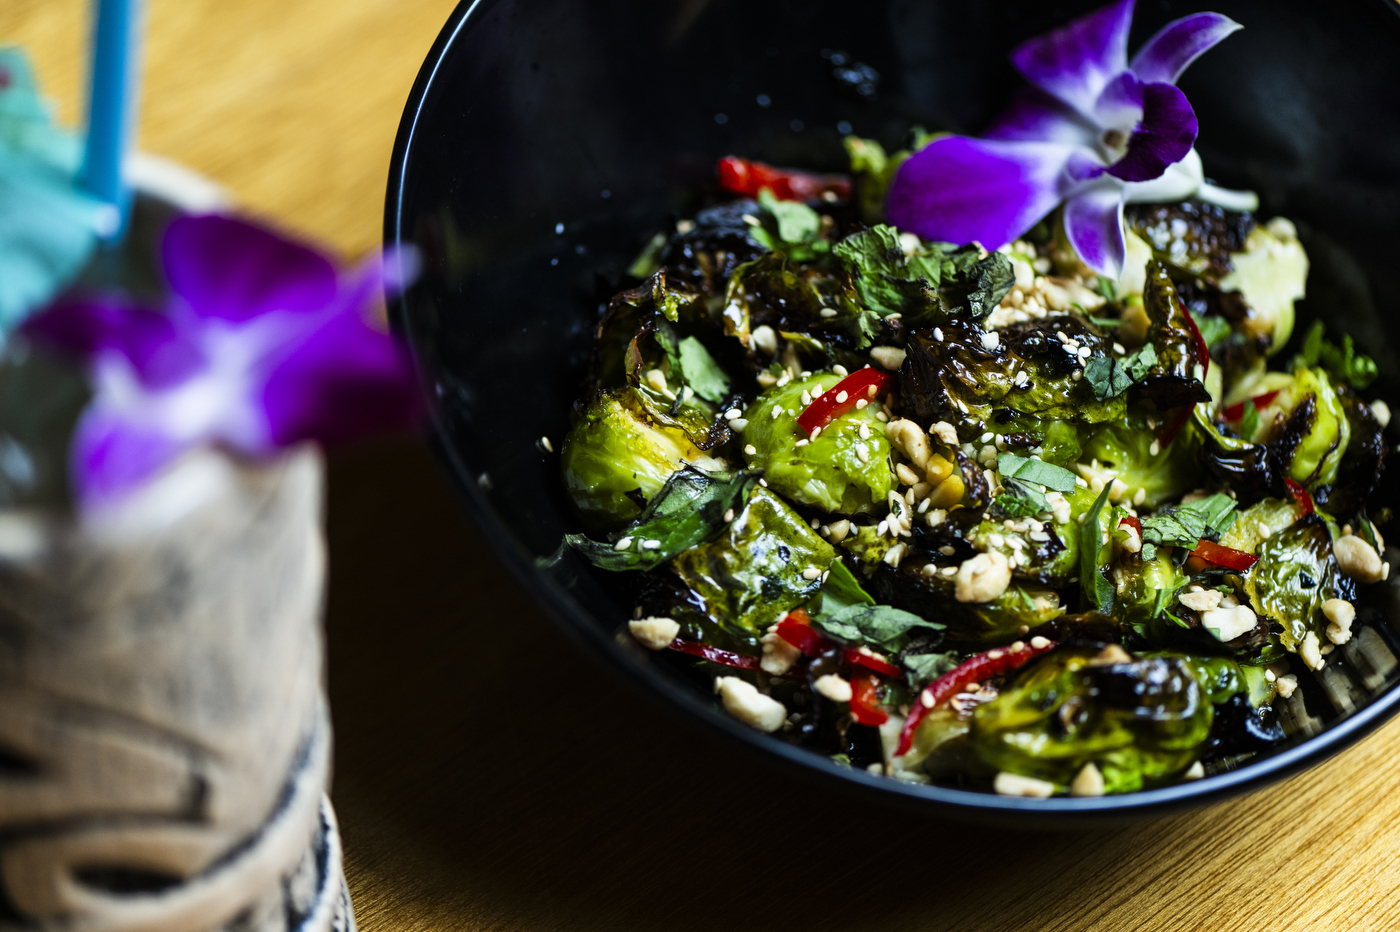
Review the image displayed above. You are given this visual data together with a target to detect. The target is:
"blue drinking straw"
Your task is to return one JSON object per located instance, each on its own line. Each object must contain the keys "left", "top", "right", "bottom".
{"left": 78, "top": 0, "right": 145, "bottom": 239}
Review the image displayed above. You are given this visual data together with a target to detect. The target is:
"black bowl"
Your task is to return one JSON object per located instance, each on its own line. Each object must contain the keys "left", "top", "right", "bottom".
{"left": 386, "top": 0, "right": 1400, "bottom": 823}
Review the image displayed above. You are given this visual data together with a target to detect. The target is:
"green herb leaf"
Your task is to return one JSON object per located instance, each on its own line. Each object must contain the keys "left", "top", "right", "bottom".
{"left": 1291, "top": 319, "right": 1379, "bottom": 390}
{"left": 993, "top": 477, "right": 1048, "bottom": 517}
{"left": 758, "top": 189, "right": 822, "bottom": 245}
{"left": 565, "top": 466, "right": 760, "bottom": 571}
{"left": 814, "top": 603, "right": 943, "bottom": 650}
{"left": 821, "top": 558, "right": 877, "bottom": 611}
{"left": 1139, "top": 493, "right": 1239, "bottom": 551}
{"left": 1080, "top": 485, "right": 1115, "bottom": 614}
{"left": 833, "top": 225, "right": 1013, "bottom": 322}
{"left": 997, "top": 452, "right": 1078, "bottom": 492}
{"left": 1088, "top": 315, "right": 1123, "bottom": 328}
{"left": 1239, "top": 399, "right": 1260, "bottom": 442}
{"left": 1188, "top": 309, "right": 1232, "bottom": 349}
{"left": 1083, "top": 344, "right": 1158, "bottom": 402}
{"left": 1095, "top": 276, "right": 1119, "bottom": 302}
{"left": 675, "top": 336, "right": 730, "bottom": 402}
{"left": 902, "top": 651, "right": 960, "bottom": 688}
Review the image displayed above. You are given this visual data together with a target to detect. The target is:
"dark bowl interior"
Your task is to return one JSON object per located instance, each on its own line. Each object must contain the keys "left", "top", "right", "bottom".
{"left": 386, "top": 0, "right": 1400, "bottom": 823}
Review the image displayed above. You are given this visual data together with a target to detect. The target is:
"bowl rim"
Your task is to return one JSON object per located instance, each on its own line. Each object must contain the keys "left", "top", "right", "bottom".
{"left": 384, "top": 0, "right": 1400, "bottom": 822}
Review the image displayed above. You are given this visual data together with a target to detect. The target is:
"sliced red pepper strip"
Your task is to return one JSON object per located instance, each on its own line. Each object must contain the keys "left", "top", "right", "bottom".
{"left": 667, "top": 639, "right": 762, "bottom": 671}
{"left": 795, "top": 368, "right": 895, "bottom": 436}
{"left": 844, "top": 648, "right": 903, "bottom": 678}
{"left": 717, "top": 155, "right": 852, "bottom": 202}
{"left": 1191, "top": 539, "right": 1259, "bottom": 571}
{"left": 1284, "top": 477, "right": 1315, "bottom": 516}
{"left": 1221, "top": 390, "right": 1281, "bottom": 424}
{"left": 895, "top": 640, "right": 1057, "bottom": 757}
{"left": 1181, "top": 300, "right": 1209, "bottom": 376}
{"left": 850, "top": 673, "right": 888, "bottom": 726}
{"left": 1119, "top": 515, "right": 1142, "bottom": 535}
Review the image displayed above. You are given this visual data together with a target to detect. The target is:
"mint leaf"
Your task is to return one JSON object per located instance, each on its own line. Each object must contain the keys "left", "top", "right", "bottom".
{"left": 1290, "top": 320, "right": 1378, "bottom": 390}
{"left": 1081, "top": 485, "right": 1115, "bottom": 614}
{"left": 902, "top": 651, "right": 959, "bottom": 688}
{"left": 565, "top": 466, "right": 760, "bottom": 571}
{"left": 1239, "top": 399, "right": 1260, "bottom": 442}
{"left": 814, "top": 603, "right": 942, "bottom": 650}
{"left": 993, "top": 477, "right": 1048, "bottom": 517}
{"left": 1188, "top": 309, "right": 1232, "bottom": 349}
{"left": 676, "top": 336, "right": 730, "bottom": 403}
{"left": 1083, "top": 344, "right": 1158, "bottom": 402}
{"left": 822, "top": 559, "right": 877, "bottom": 610}
{"left": 997, "top": 453, "right": 1078, "bottom": 493}
{"left": 1140, "top": 493, "right": 1238, "bottom": 552}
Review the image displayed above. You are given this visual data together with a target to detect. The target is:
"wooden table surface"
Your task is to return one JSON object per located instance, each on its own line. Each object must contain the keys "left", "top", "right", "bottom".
{"left": 8, "top": 2, "right": 1400, "bottom": 929}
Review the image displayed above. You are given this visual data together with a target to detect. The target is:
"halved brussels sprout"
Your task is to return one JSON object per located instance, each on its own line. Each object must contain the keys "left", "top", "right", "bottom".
{"left": 1242, "top": 512, "right": 1354, "bottom": 658}
{"left": 562, "top": 387, "right": 727, "bottom": 531}
{"left": 740, "top": 371, "right": 893, "bottom": 514}
{"left": 670, "top": 487, "right": 836, "bottom": 638}
{"left": 970, "top": 649, "right": 1215, "bottom": 793}
{"left": 1219, "top": 218, "right": 1307, "bottom": 354}
{"left": 1079, "top": 418, "right": 1200, "bottom": 508}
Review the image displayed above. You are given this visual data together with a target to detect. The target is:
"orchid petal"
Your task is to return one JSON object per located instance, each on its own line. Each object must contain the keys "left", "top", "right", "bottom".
{"left": 1010, "top": 0, "right": 1135, "bottom": 117}
{"left": 1092, "top": 72, "right": 1145, "bottom": 132}
{"left": 26, "top": 296, "right": 205, "bottom": 390}
{"left": 1130, "top": 13, "right": 1242, "bottom": 86}
{"left": 887, "top": 137, "right": 1076, "bottom": 250}
{"left": 71, "top": 402, "right": 187, "bottom": 507}
{"left": 1122, "top": 147, "right": 1204, "bottom": 203}
{"left": 162, "top": 215, "right": 337, "bottom": 322}
{"left": 984, "top": 87, "right": 1100, "bottom": 148}
{"left": 1064, "top": 180, "right": 1127, "bottom": 279}
{"left": 1105, "top": 82, "right": 1197, "bottom": 182}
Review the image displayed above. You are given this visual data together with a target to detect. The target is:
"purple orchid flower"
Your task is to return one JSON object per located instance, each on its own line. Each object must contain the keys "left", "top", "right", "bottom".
{"left": 887, "top": 0, "right": 1243, "bottom": 278}
{"left": 24, "top": 214, "right": 423, "bottom": 508}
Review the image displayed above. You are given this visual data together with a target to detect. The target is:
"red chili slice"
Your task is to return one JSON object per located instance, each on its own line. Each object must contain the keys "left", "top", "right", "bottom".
{"left": 717, "top": 156, "right": 852, "bottom": 202}
{"left": 1181, "top": 300, "right": 1209, "bottom": 376}
{"left": 777, "top": 610, "right": 904, "bottom": 678}
{"left": 845, "top": 649, "right": 902, "bottom": 677}
{"left": 1284, "top": 478, "right": 1315, "bottom": 516}
{"left": 895, "top": 640, "right": 1057, "bottom": 757}
{"left": 1191, "top": 539, "right": 1259, "bottom": 571}
{"left": 667, "top": 639, "right": 762, "bottom": 671}
{"left": 1119, "top": 515, "right": 1142, "bottom": 535}
{"left": 850, "top": 673, "right": 889, "bottom": 726}
{"left": 795, "top": 368, "right": 895, "bottom": 436}
{"left": 1221, "top": 390, "right": 1281, "bottom": 424}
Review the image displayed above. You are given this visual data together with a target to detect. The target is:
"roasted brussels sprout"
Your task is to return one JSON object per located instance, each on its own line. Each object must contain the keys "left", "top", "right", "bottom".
{"left": 1080, "top": 418, "right": 1199, "bottom": 508}
{"left": 1243, "top": 512, "right": 1354, "bottom": 660}
{"left": 970, "top": 649, "right": 1216, "bottom": 792}
{"left": 562, "top": 387, "right": 728, "bottom": 531}
{"left": 740, "top": 371, "right": 893, "bottom": 514}
{"left": 1137, "top": 262, "right": 1211, "bottom": 410}
{"left": 670, "top": 487, "right": 836, "bottom": 638}
{"left": 724, "top": 253, "right": 878, "bottom": 351}
{"left": 1316, "top": 384, "right": 1390, "bottom": 515}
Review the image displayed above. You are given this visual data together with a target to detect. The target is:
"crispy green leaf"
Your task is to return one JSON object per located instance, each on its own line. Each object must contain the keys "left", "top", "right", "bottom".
{"left": 758, "top": 188, "right": 822, "bottom": 245}
{"left": 1239, "top": 399, "right": 1260, "bottom": 443}
{"left": 565, "top": 466, "right": 760, "bottom": 571}
{"left": 997, "top": 452, "right": 1078, "bottom": 492}
{"left": 1081, "top": 486, "right": 1115, "bottom": 614}
{"left": 675, "top": 336, "right": 730, "bottom": 403}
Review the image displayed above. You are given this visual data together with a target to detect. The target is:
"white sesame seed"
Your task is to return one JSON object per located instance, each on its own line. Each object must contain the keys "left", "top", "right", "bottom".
{"left": 795, "top": 439, "right": 809, "bottom": 447}
{"left": 876, "top": 412, "right": 888, "bottom": 423}
{"left": 855, "top": 399, "right": 868, "bottom": 409}
{"left": 614, "top": 537, "right": 633, "bottom": 551}
{"left": 1149, "top": 440, "right": 1160, "bottom": 456}
{"left": 724, "top": 409, "right": 741, "bottom": 420}
{"left": 744, "top": 444, "right": 757, "bottom": 455}
{"left": 819, "top": 308, "right": 838, "bottom": 318}
{"left": 772, "top": 405, "right": 783, "bottom": 419}
{"left": 921, "top": 691, "right": 936, "bottom": 708}
{"left": 723, "top": 509, "right": 735, "bottom": 522}
{"left": 541, "top": 436, "right": 554, "bottom": 452}
{"left": 833, "top": 365, "right": 849, "bottom": 376}
{"left": 980, "top": 432, "right": 994, "bottom": 443}
{"left": 859, "top": 423, "right": 871, "bottom": 440}
{"left": 802, "top": 566, "right": 822, "bottom": 580}
{"left": 1030, "top": 636, "right": 1050, "bottom": 649}
{"left": 759, "top": 479, "right": 768, "bottom": 487}
{"left": 933, "top": 327, "right": 944, "bottom": 342}
{"left": 877, "top": 520, "right": 889, "bottom": 535}
{"left": 642, "top": 539, "right": 662, "bottom": 550}
{"left": 855, "top": 442, "right": 871, "bottom": 464}
{"left": 801, "top": 390, "right": 813, "bottom": 406}
{"left": 1071, "top": 370, "right": 1082, "bottom": 381}
{"left": 811, "top": 426, "right": 823, "bottom": 439}
{"left": 730, "top": 418, "right": 749, "bottom": 430}
{"left": 1113, "top": 343, "right": 1125, "bottom": 354}
{"left": 836, "top": 391, "right": 849, "bottom": 403}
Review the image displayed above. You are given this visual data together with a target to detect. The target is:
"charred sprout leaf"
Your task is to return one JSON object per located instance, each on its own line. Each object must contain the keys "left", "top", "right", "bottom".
{"left": 902, "top": 651, "right": 961, "bottom": 688}
{"left": 997, "top": 453, "right": 1078, "bottom": 492}
{"left": 866, "top": 559, "right": 1065, "bottom": 646}
{"left": 833, "top": 225, "right": 935, "bottom": 319}
{"left": 1084, "top": 344, "right": 1157, "bottom": 402}
{"left": 657, "top": 200, "right": 770, "bottom": 297}
{"left": 670, "top": 487, "right": 836, "bottom": 637}
{"left": 971, "top": 650, "right": 1215, "bottom": 793}
{"left": 1080, "top": 420, "right": 1199, "bottom": 508}
{"left": 814, "top": 603, "right": 943, "bottom": 651}
{"left": 1081, "top": 486, "right": 1115, "bottom": 614}
{"left": 1278, "top": 368, "right": 1350, "bottom": 488}
{"left": 937, "top": 247, "right": 1015, "bottom": 322}
{"left": 1219, "top": 497, "right": 1302, "bottom": 554}
{"left": 1139, "top": 263, "right": 1211, "bottom": 409}
{"left": 1316, "top": 384, "right": 1389, "bottom": 515}
{"left": 1188, "top": 309, "right": 1232, "bottom": 349}
{"left": 822, "top": 558, "right": 877, "bottom": 610}
{"left": 1191, "top": 405, "right": 1286, "bottom": 500}
{"left": 594, "top": 270, "right": 705, "bottom": 388}
{"left": 1126, "top": 199, "right": 1254, "bottom": 285}
{"left": 1117, "top": 552, "right": 1191, "bottom": 631}
{"left": 1243, "top": 512, "right": 1354, "bottom": 655}
{"left": 565, "top": 466, "right": 761, "bottom": 571}
{"left": 726, "top": 253, "right": 876, "bottom": 350}
{"left": 562, "top": 387, "right": 728, "bottom": 531}
{"left": 1139, "top": 493, "right": 1238, "bottom": 559}
{"left": 840, "top": 524, "right": 896, "bottom": 573}
{"left": 675, "top": 336, "right": 731, "bottom": 402}
{"left": 1291, "top": 320, "right": 1378, "bottom": 391}
{"left": 741, "top": 372, "right": 893, "bottom": 514}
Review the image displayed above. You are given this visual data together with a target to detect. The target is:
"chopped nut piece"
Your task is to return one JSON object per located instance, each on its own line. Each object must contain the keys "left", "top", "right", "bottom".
{"left": 826, "top": 518, "right": 851, "bottom": 543}
{"left": 1087, "top": 644, "right": 1133, "bottom": 666}
{"left": 930, "top": 421, "right": 959, "bottom": 446}
{"left": 1323, "top": 598, "right": 1356, "bottom": 645}
{"left": 885, "top": 418, "right": 932, "bottom": 468}
{"left": 750, "top": 324, "right": 778, "bottom": 355}
{"left": 628, "top": 616, "right": 680, "bottom": 650}
{"left": 994, "top": 772, "right": 1057, "bottom": 798}
{"left": 1070, "top": 762, "right": 1105, "bottom": 797}
{"left": 1202, "top": 603, "right": 1258, "bottom": 642}
{"left": 1275, "top": 674, "right": 1299, "bottom": 698}
{"left": 760, "top": 626, "right": 802, "bottom": 675}
{"left": 1182, "top": 761, "right": 1206, "bottom": 780}
{"left": 955, "top": 551, "right": 1013, "bottom": 603}
{"left": 1178, "top": 588, "right": 1223, "bottom": 614}
{"left": 1299, "top": 631, "right": 1324, "bottom": 671}
{"left": 870, "top": 345, "right": 907, "bottom": 370}
{"left": 814, "top": 674, "right": 854, "bottom": 703}
{"left": 715, "top": 677, "right": 786, "bottom": 732}
{"left": 1334, "top": 535, "right": 1385, "bottom": 583}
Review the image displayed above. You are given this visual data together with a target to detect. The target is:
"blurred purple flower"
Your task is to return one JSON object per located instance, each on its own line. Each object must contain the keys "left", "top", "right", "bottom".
{"left": 25, "top": 214, "right": 422, "bottom": 507}
{"left": 887, "top": 0, "right": 1241, "bottom": 278}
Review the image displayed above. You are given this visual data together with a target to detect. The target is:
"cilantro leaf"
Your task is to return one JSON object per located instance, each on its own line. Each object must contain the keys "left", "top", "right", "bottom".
{"left": 1188, "top": 309, "right": 1232, "bottom": 349}
{"left": 997, "top": 452, "right": 1078, "bottom": 493}
{"left": 901, "top": 651, "right": 960, "bottom": 688}
{"left": 565, "top": 466, "right": 760, "bottom": 571}
{"left": 813, "top": 604, "right": 943, "bottom": 651}
{"left": 1291, "top": 320, "right": 1378, "bottom": 390}
{"left": 1080, "top": 485, "right": 1115, "bottom": 614}
{"left": 675, "top": 336, "right": 730, "bottom": 402}
{"left": 1139, "top": 493, "right": 1238, "bottom": 552}
{"left": 1083, "top": 344, "right": 1158, "bottom": 402}
{"left": 833, "top": 225, "right": 1013, "bottom": 322}
{"left": 822, "top": 559, "right": 876, "bottom": 611}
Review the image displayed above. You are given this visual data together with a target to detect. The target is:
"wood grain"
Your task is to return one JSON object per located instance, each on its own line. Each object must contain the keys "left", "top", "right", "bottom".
{"left": 6, "top": 2, "right": 1400, "bottom": 930}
